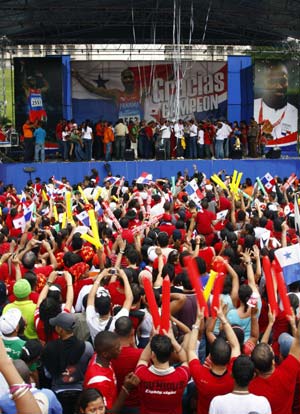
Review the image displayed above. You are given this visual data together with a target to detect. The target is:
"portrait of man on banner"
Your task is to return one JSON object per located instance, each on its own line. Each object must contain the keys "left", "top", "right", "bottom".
{"left": 253, "top": 60, "right": 299, "bottom": 139}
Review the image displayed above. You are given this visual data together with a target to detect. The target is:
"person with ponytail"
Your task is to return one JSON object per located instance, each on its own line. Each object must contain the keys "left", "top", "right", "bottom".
{"left": 227, "top": 249, "right": 262, "bottom": 341}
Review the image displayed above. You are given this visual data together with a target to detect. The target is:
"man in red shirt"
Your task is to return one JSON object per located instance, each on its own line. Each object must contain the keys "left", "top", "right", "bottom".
{"left": 249, "top": 324, "right": 300, "bottom": 414}
{"left": 195, "top": 199, "right": 217, "bottom": 245}
{"left": 84, "top": 330, "right": 121, "bottom": 410}
{"left": 135, "top": 327, "right": 190, "bottom": 414}
{"left": 112, "top": 316, "right": 142, "bottom": 412}
{"left": 188, "top": 306, "right": 240, "bottom": 414}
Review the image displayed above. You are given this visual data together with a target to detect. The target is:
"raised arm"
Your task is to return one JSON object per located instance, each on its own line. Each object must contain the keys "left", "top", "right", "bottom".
{"left": 63, "top": 271, "right": 74, "bottom": 311}
{"left": 288, "top": 311, "right": 300, "bottom": 360}
{"left": 240, "top": 249, "right": 259, "bottom": 295}
{"left": 252, "top": 245, "right": 262, "bottom": 282}
{"left": 206, "top": 316, "right": 217, "bottom": 344}
{"left": 37, "top": 271, "right": 58, "bottom": 307}
{"left": 118, "top": 268, "right": 133, "bottom": 311}
{"left": 0, "top": 337, "right": 42, "bottom": 414}
{"left": 187, "top": 308, "right": 205, "bottom": 362}
{"left": 248, "top": 306, "right": 259, "bottom": 347}
{"left": 41, "top": 240, "right": 58, "bottom": 269}
{"left": 72, "top": 70, "right": 119, "bottom": 101}
{"left": 87, "top": 270, "right": 109, "bottom": 308}
{"left": 261, "top": 305, "right": 276, "bottom": 344}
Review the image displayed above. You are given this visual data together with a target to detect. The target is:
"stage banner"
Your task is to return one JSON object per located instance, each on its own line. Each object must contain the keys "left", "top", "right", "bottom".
{"left": 71, "top": 61, "right": 227, "bottom": 123}
{"left": 14, "top": 57, "right": 63, "bottom": 137}
{"left": 253, "top": 60, "right": 299, "bottom": 153}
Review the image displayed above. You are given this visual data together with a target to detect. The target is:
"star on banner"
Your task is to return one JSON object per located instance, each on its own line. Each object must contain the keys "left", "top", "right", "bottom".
{"left": 283, "top": 252, "right": 292, "bottom": 260}
{"left": 93, "top": 74, "right": 109, "bottom": 88}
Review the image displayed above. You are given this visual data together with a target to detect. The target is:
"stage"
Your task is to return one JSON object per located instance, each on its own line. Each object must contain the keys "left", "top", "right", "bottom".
{"left": 1, "top": 158, "right": 300, "bottom": 192}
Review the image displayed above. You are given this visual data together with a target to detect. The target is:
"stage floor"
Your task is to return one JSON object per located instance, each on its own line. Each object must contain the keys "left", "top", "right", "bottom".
{"left": 1, "top": 157, "right": 300, "bottom": 192}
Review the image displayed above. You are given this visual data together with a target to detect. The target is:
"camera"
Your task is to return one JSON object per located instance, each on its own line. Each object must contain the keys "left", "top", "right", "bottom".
{"left": 109, "top": 268, "right": 116, "bottom": 275}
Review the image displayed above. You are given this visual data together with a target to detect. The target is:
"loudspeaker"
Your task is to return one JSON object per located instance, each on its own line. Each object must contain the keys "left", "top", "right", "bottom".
{"left": 231, "top": 149, "right": 242, "bottom": 159}
{"left": 10, "top": 132, "right": 19, "bottom": 146}
{"left": 125, "top": 149, "right": 134, "bottom": 161}
{"left": 266, "top": 148, "right": 281, "bottom": 159}
{"left": 156, "top": 148, "right": 166, "bottom": 160}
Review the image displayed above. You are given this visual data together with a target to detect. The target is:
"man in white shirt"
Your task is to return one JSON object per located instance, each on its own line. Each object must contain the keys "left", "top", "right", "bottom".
{"left": 86, "top": 268, "right": 133, "bottom": 342}
{"left": 160, "top": 120, "right": 171, "bottom": 159}
{"left": 254, "top": 62, "right": 298, "bottom": 139}
{"left": 174, "top": 119, "right": 184, "bottom": 159}
{"left": 215, "top": 121, "right": 230, "bottom": 159}
{"left": 189, "top": 119, "right": 198, "bottom": 159}
{"left": 209, "top": 355, "right": 271, "bottom": 414}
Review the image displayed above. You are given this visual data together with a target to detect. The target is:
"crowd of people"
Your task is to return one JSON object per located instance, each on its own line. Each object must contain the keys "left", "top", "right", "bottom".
{"left": 0, "top": 166, "right": 299, "bottom": 414}
{"left": 48, "top": 117, "right": 264, "bottom": 163}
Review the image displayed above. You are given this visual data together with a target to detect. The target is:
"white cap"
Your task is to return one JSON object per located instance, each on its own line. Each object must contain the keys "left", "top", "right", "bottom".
{"left": 147, "top": 246, "right": 157, "bottom": 262}
{"left": 0, "top": 308, "right": 22, "bottom": 335}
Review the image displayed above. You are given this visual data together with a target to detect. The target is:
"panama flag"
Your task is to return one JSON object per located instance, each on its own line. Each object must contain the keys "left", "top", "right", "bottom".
{"left": 13, "top": 216, "right": 26, "bottom": 231}
{"left": 20, "top": 191, "right": 27, "bottom": 203}
{"left": 23, "top": 203, "right": 34, "bottom": 222}
{"left": 76, "top": 210, "right": 90, "bottom": 227}
{"left": 105, "top": 176, "right": 121, "bottom": 186}
{"left": 185, "top": 179, "right": 204, "bottom": 207}
{"left": 275, "top": 244, "right": 300, "bottom": 285}
{"left": 260, "top": 173, "right": 276, "bottom": 193}
{"left": 136, "top": 172, "right": 153, "bottom": 185}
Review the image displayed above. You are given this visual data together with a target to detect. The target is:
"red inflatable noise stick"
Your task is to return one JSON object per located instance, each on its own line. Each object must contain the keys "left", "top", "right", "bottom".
{"left": 272, "top": 260, "right": 292, "bottom": 318}
{"left": 262, "top": 256, "right": 278, "bottom": 316}
{"left": 160, "top": 276, "right": 170, "bottom": 334}
{"left": 211, "top": 273, "right": 225, "bottom": 318}
{"left": 184, "top": 256, "right": 209, "bottom": 317}
{"left": 143, "top": 276, "right": 161, "bottom": 329}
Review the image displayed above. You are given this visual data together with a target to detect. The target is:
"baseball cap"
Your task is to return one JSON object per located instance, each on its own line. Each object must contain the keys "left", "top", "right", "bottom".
{"left": 21, "top": 339, "right": 43, "bottom": 362}
{"left": 173, "top": 229, "right": 182, "bottom": 241}
{"left": 49, "top": 312, "right": 76, "bottom": 331}
{"left": 278, "top": 332, "right": 294, "bottom": 358}
{"left": 13, "top": 279, "right": 31, "bottom": 299}
{"left": 147, "top": 246, "right": 157, "bottom": 262}
{"left": 0, "top": 308, "right": 22, "bottom": 335}
{"left": 49, "top": 284, "right": 62, "bottom": 293}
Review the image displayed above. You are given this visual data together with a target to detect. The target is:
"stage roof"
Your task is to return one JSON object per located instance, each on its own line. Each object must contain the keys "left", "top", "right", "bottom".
{"left": 0, "top": 0, "right": 299, "bottom": 46}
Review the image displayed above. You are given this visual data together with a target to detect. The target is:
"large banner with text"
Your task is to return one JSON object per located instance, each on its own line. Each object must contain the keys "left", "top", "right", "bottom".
{"left": 72, "top": 61, "right": 227, "bottom": 123}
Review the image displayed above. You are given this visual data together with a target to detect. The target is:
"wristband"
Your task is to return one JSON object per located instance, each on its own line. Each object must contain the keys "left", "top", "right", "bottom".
{"left": 244, "top": 261, "right": 252, "bottom": 265}
{"left": 12, "top": 387, "right": 30, "bottom": 401}
{"left": 192, "top": 324, "right": 200, "bottom": 330}
{"left": 46, "top": 281, "right": 53, "bottom": 287}
{"left": 119, "top": 250, "right": 125, "bottom": 254}
{"left": 9, "top": 383, "right": 27, "bottom": 394}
